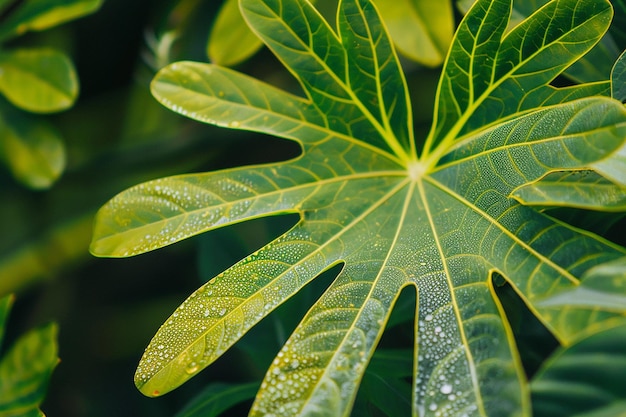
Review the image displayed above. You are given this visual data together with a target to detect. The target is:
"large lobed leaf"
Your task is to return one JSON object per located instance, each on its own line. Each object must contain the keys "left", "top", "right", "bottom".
{"left": 91, "top": 0, "right": 626, "bottom": 415}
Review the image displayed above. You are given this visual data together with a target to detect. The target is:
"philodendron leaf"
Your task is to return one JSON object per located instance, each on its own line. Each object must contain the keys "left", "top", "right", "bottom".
{"left": 0, "top": 0, "right": 102, "bottom": 42}
{"left": 0, "top": 48, "right": 78, "bottom": 113}
{"left": 91, "top": 0, "right": 626, "bottom": 415}
{"left": 530, "top": 322, "right": 626, "bottom": 417}
{"left": 0, "top": 295, "right": 59, "bottom": 417}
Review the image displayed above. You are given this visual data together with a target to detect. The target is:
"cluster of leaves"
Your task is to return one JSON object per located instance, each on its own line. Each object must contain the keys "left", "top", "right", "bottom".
{"left": 0, "top": 0, "right": 101, "bottom": 189}
{"left": 0, "top": 295, "right": 58, "bottom": 416}
{"left": 90, "top": 0, "right": 626, "bottom": 416}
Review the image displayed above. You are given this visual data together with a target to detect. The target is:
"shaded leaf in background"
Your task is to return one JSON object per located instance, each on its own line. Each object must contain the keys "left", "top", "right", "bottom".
{"left": 512, "top": 170, "right": 626, "bottom": 212}
{"left": 0, "top": 295, "right": 59, "bottom": 417}
{"left": 373, "top": 0, "right": 454, "bottom": 67}
{"left": 531, "top": 322, "right": 626, "bottom": 417}
{"left": 0, "top": 104, "right": 65, "bottom": 189}
{"left": 537, "top": 257, "right": 626, "bottom": 312}
{"left": 0, "top": 0, "right": 102, "bottom": 41}
{"left": 208, "top": 0, "right": 264, "bottom": 66}
{"left": 613, "top": 49, "right": 626, "bottom": 101}
{"left": 209, "top": 0, "right": 452, "bottom": 67}
{"left": 0, "top": 49, "right": 78, "bottom": 113}
{"left": 92, "top": 0, "right": 626, "bottom": 415}
{"left": 175, "top": 382, "right": 259, "bottom": 417}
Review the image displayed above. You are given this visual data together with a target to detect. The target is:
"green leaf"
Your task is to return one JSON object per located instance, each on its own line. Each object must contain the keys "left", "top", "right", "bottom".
{"left": 512, "top": 171, "right": 626, "bottom": 211}
{"left": 612, "top": 49, "right": 626, "bottom": 102}
{"left": 531, "top": 322, "right": 626, "bottom": 417}
{"left": 0, "top": 295, "right": 13, "bottom": 350}
{"left": 0, "top": 295, "right": 59, "bottom": 417}
{"left": 91, "top": 0, "right": 626, "bottom": 415}
{"left": 374, "top": 0, "right": 454, "bottom": 67}
{"left": 0, "top": 48, "right": 78, "bottom": 113}
{"left": 208, "top": 0, "right": 451, "bottom": 68}
{"left": 175, "top": 382, "right": 259, "bottom": 417}
{"left": 208, "top": 0, "right": 265, "bottom": 66}
{"left": 425, "top": 0, "right": 613, "bottom": 159}
{"left": 0, "top": 0, "right": 102, "bottom": 42}
{"left": 536, "top": 257, "right": 626, "bottom": 312}
{"left": 456, "top": 0, "right": 621, "bottom": 83}
{"left": 0, "top": 105, "right": 66, "bottom": 189}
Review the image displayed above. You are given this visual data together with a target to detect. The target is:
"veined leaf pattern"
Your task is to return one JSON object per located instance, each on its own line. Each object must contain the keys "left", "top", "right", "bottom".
{"left": 91, "top": 0, "right": 626, "bottom": 415}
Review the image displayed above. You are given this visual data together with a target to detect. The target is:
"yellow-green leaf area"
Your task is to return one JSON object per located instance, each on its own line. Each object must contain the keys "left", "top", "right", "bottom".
{"left": 0, "top": 109, "right": 66, "bottom": 189}
{"left": 208, "top": 0, "right": 264, "bottom": 66}
{"left": 374, "top": 0, "right": 453, "bottom": 67}
{"left": 0, "top": 49, "right": 78, "bottom": 113}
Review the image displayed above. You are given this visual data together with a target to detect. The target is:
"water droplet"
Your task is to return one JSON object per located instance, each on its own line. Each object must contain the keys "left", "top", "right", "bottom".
{"left": 425, "top": 314, "right": 433, "bottom": 321}
{"left": 186, "top": 362, "right": 199, "bottom": 374}
{"left": 440, "top": 383, "right": 453, "bottom": 394}
{"left": 429, "top": 403, "right": 437, "bottom": 411}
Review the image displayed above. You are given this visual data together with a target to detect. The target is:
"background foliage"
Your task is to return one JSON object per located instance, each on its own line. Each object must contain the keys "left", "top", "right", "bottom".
{"left": 1, "top": 0, "right": 625, "bottom": 416}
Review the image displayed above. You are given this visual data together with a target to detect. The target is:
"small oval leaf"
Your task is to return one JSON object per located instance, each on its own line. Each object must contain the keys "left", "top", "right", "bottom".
{"left": 0, "top": 48, "right": 78, "bottom": 113}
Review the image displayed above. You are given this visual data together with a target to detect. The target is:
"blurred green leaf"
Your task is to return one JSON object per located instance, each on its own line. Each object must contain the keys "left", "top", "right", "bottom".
{"left": 613, "top": 49, "right": 626, "bottom": 102}
{"left": 375, "top": 0, "right": 453, "bottom": 67}
{"left": 0, "top": 48, "right": 78, "bottom": 113}
{"left": 175, "top": 382, "right": 259, "bottom": 417}
{"left": 0, "top": 0, "right": 102, "bottom": 42}
{"left": 0, "top": 295, "right": 59, "bottom": 417}
{"left": 0, "top": 105, "right": 65, "bottom": 189}
{"left": 208, "top": 0, "right": 264, "bottom": 66}
{"left": 0, "top": 215, "right": 93, "bottom": 296}
{"left": 0, "top": 295, "right": 12, "bottom": 349}
{"left": 209, "top": 0, "right": 452, "bottom": 67}
{"left": 531, "top": 322, "right": 626, "bottom": 417}
{"left": 512, "top": 171, "right": 626, "bottom": 211}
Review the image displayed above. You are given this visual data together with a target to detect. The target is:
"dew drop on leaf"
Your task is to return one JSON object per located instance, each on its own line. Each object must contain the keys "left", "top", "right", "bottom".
{"left": 440, "top": 383, "right": 453, "bottom": 394}
{"left": 185, "top": 362, "right": 199, "bottom": 374}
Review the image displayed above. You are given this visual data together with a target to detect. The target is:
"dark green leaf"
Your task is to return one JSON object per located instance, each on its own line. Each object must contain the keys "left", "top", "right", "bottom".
{"left": 175, "top": 382, "right": 259, "bottom": 417}
{"left": 531, "top": 322, "right": 626, "bottom": 417}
